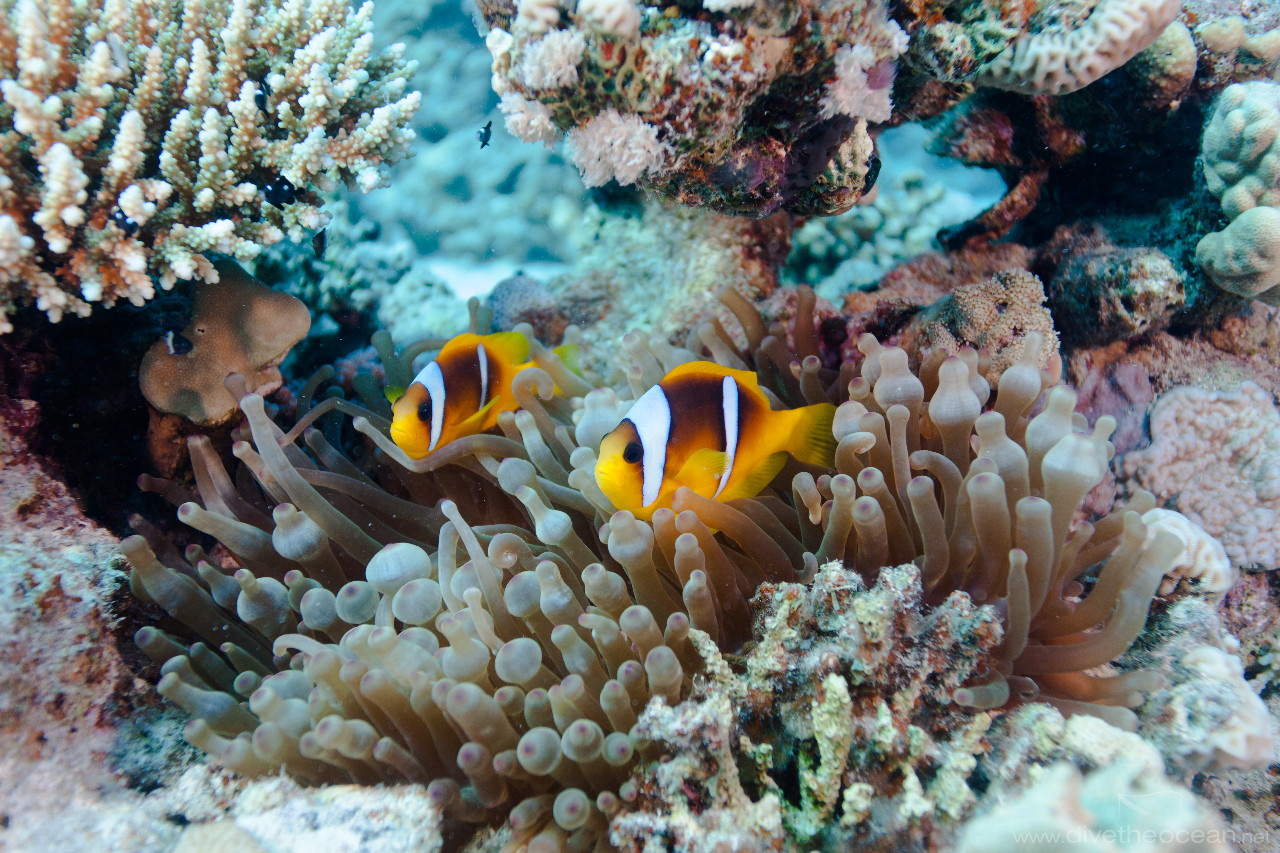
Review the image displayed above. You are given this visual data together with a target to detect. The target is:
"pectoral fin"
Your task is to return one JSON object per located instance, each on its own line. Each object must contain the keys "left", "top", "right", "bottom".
{"left": 456, "top": 395, "right": 503, "bottom": 436}
{"left": 716, "top": 452, "right": 789, "bottom": 502}
{"left": 482, "top": 331, "right": 532, "bottom": 366}
{"left": 678, "top": 448, "right": 730, "bottom": 481}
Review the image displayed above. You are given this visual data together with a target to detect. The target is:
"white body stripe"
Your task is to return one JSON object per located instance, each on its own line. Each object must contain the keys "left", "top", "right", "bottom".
{"left": 713, "top": 375, "right": 739, "bottom": 498}
{"left": 477, "top": 344, "right": 489, "bottom": 406}
{"left": 412, "top": 361, "right": 447, "bottom": 451}
{"left": 626, "top": 384, "right": 671, "bottom": 508}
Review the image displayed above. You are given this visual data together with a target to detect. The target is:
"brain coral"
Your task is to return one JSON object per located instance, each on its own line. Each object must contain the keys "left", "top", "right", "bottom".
{"left": 0, "top": 0, "right": 420, "bottom": 333}
{"left": 970, "top": 0, "right": 1183, "bottom": 95}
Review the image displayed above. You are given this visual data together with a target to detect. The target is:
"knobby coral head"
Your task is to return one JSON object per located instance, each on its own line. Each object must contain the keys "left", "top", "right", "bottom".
{"left": 121, "top": 291, "right": 1191, "bottom": 849}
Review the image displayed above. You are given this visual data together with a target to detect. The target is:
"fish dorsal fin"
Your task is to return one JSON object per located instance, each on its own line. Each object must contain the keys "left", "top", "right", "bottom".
{"left": 551, "top": 343, "right": 584, "bottom": 378}
{"left": 664, "top": 361, "right": 762, "bottom": 393}
{"left": 482, "top": 331, "right": 532, "bottom": 366}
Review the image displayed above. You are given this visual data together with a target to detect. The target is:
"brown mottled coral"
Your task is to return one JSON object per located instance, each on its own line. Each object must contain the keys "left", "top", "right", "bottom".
{"left": 481, "top": 0, "right": 904, "bottom": 216}
{"left": 139, "top": 262, "right": 311, "bottom": 425}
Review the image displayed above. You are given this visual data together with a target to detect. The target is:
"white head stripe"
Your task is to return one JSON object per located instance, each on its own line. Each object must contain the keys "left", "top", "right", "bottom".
{"left": 626, "top": 384, "right": 671, "bottom": 508}
{"left": 477, "top": 344, "right": 489, "bottom": 405}
{"left": 417, "top": 361, "right": 446, "bottom": 451}
{"left": 713, "top": 375, "right": 739, "bottom": 499}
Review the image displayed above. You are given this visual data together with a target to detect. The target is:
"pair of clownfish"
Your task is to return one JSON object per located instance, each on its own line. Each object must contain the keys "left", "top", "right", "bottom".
{"left": 390, "top": 332, "right": 836, "bottom": 519}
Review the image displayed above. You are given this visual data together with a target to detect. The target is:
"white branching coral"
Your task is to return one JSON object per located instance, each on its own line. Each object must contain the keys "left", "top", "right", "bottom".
{"left": 0, "top": 0, "right": 420, "bottom": 332}
{"left": 498, "top": 92, "right": 561, "bottom": 147}
{"left": 576, "top": 0, "right": 641, "bottom": 41}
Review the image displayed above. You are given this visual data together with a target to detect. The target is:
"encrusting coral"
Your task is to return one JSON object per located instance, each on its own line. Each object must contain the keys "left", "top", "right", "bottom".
{"left": 904, "top": 267, "right": 1061, "bottom": 384}
{"left": 122, "top": 290, "right": 1193, "bottom": 848}
{"left": 610, "top": 561, "right": 1003, "bottom": 849}
{"left": 0, "top": 0, "right": 420, "bottom": 333}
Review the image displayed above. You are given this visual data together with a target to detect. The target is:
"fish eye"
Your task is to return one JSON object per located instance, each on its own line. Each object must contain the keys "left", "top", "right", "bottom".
{"left": 622, "top": 441, "right": 643, "bottom": 464}
{"left": 417, "top": 400, "right": 431, "bottom": 422}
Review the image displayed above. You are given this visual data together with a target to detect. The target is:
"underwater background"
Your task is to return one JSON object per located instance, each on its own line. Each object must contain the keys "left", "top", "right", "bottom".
{"left": 1, "top": 0, "right": 1279, "bottom": 850}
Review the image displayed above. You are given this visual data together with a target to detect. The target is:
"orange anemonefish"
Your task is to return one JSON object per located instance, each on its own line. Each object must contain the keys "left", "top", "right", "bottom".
{"left": 594, "top": 362, "right": 836, "bottom": 521}
{"left": 390, "top": 331, "right": 565, "bottom": 459}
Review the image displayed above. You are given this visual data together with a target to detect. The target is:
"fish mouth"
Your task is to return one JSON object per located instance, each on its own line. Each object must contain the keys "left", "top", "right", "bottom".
{"left": 389, "top": 421, "right": 431, "bottom": 460}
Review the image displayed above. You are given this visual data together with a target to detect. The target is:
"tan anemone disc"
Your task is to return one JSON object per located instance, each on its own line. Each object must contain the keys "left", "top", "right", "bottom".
{"left": 140, "top": 261, "right": 311, "bottom": 425}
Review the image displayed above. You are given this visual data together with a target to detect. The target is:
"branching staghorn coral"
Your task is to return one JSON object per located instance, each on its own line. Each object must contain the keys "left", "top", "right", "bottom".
{"left": 0, "top": 0, "right": 420, "bottom": 333}
{"left": 123, "top": 291, "right": 1185, "bottom": 848}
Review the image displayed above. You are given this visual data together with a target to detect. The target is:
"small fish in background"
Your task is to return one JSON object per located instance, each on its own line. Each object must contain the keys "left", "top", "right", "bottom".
{"left": 389, "top": 331, "right": 577, "bottom": 459}
{"left": 477, "top": 120, "right": 493, "bottom": 149}
{"left": 595, "top": 362, "right": 836, "bottom": 520}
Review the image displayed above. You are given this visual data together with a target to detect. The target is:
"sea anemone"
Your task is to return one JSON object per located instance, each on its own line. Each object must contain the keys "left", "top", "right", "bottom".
{"left": 123, "top": 289, "right": 1182, "bottom": 849}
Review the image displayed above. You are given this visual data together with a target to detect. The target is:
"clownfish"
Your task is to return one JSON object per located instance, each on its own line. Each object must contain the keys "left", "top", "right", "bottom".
{"left": 390, "top": 331, "right": 572, "bottom": 459}
{"left": 594, "top": 362, "right": 836, "bottom": 520}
